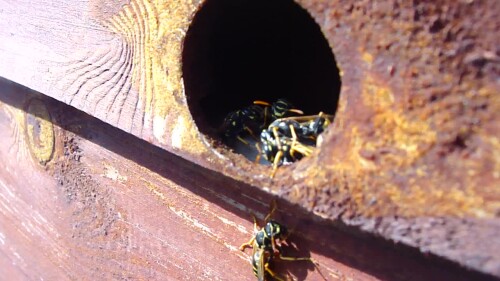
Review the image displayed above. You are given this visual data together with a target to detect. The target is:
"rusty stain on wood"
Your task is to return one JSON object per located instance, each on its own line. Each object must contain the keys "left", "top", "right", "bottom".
{"left": 1, "top": 79, "right": 497, "bottom": 280}
{"left": 0, "top": 0, "right": 497, "bottom": 216}
{"left": 0, "top": 0, "right": 499, "bottom": 279}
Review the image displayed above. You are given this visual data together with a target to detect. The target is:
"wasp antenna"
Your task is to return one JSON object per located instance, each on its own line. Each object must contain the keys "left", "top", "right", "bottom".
{"left": 253, "top": 100, "right": 271, "bottom": 106}
{"left": 267, "top": 200, "right": 278, "bottom": 220}
{"left": 288, "top": 108, "right": 304, "bottom": 115}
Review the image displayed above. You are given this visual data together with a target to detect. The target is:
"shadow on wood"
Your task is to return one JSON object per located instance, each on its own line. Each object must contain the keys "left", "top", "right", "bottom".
{"left": 0, "top": 77, "right": 497, "bottom": 280}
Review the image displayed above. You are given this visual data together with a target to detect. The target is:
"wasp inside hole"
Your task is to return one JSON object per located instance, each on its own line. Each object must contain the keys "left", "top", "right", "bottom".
{"left": 219, "top": 99, "right": 333, "bottom": 177}
{"left": 253, "top": 98, "right": 304, "bottom": 123}
{"left": 240, "top": 201, "right": 317, "bottom": 281}
{"left": 257, "top": 112, "right": 334, "bottom": 178}
{"left": 219, "top": 99, "right": 304, "bottom": 157}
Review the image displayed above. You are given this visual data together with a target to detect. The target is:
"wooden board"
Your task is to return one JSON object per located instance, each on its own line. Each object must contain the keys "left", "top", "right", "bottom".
{"left": 0, "top": 0, "right": 186, "bottom": 137}
{"left": 1, "top": 79, "right": 496, "bottom": 280}
{"left": 1, "top": 0, "right": 500, "bottom": 278}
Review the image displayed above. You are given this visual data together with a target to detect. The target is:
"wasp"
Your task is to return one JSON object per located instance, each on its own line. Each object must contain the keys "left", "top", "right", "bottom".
{"left": 257, "top": 113, "right": 333, "bottom": 177}
{"left": 274, "top": 112, "right": 333, "bottom": 142}
{"left": 253, "top": 98, "right": 304, "bottom": 126}
{"left": 220, "top": 99, "right": 303, "bottom": 147}
{"left": 220, "top": 104, "right": 266, "bottom": 145}
{"left": 240, "top": 202, "right": 313, "bottom": 281}
{"left": 258, "top": 128, "right": 314, "bottom": 178}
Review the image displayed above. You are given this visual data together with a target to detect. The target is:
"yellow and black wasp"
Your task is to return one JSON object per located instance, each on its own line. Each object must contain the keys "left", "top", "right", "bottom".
{"left": 257, "top": 112, "right": 333, "bottom": 177}
{"left": 220, "top": 104, "right": 266, "bottom": 145}
{"left": 274, "top": 112, "right": 333, "bottom": 144}
{"left": 240, "top": 202, "right": 313, "bottom": 281}
{"left": 220, "top": 98, "right": 303, "bottom": 147}
{"left": 253, "top": 98, "right": 304, "bottom": 126}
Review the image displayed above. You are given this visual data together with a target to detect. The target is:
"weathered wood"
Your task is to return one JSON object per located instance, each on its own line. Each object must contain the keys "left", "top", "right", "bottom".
{"left": 1, "top": 0, "right": 500, "bottom": 278}
{"left": 0, "top": 0, "right": 205, "bottom": 141}
{"left": 0, "top": 0, "right": 498, "bottom": 216}
{"left": 1, "top": 80, "right": 497, "bottom": 280}
{"left": 0, "top": 80, "right": 324, "bottom": 280}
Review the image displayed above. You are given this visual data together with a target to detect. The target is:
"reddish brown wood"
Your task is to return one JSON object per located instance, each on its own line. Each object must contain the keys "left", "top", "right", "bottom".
{"left": 0, "top": 78, "right": 496, "bottom": 280}
{"left": 0, "top": 79, "right": 347, "bottom": 280}
{"left": 0, "top": 0, "right": 499, "bottom": 279}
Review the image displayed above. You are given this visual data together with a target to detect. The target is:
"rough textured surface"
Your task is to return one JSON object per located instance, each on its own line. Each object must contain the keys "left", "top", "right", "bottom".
{"left": 184, "top": 1, "right": 500, "bottom": 275}
{"left": 278, "top": 0, "right": 500, "bottom": 274}
{"left": 289, "top": 0, "right": 500, "bottom": 218}
{"left": 1, "top": 78, "right": 497, "bottom": 281}
{"left": 0, "top": 0, "right": 499, "bottom": 278}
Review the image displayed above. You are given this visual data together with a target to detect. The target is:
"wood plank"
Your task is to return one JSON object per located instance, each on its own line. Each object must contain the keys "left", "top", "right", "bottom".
{"left": 0, "top": 0, "right": 499, "bottom": 278}
{"left": 1, "top": 79, "right": 496, "bottom": 280}
{"left": 0, "top": 0, "right": 145, "bottom": 136}
{"left": 0, "top": 78, "right": 352, "bottom": 280}
{"left": 0, "top": 0, "right": 220, "bottom": 186}
{"left": 1, "top": 0, "right": 499, "bottom": 220}
{"left": 0, "top": 0, "right": 201, "bottom": 140}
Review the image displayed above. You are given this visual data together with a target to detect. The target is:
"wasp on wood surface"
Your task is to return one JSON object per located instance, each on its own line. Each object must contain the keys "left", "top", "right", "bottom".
{"left": 257, "top": 112, "right": 333, "bottom": 177}
{"left": 240, "top": 202, "right": 313, "bottom": 281}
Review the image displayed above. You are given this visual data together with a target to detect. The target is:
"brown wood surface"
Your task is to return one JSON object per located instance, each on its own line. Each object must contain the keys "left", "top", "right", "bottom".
{"left": 0, "top": 79, "right": 320, "bottom": 280}
{"left": 0, "top": 0, "right": 196, "bottom": 139}
{"left": 0, "top": 0, "right": 498, "bottom": 221}
{"left": 1, "top": 80, "right": 496, "bottom": 280}
{"left": 0, "top": 79, "right": 357, "bottom": 280}
{"left": 1, "top": 0, "right": 499, "bottom": 279}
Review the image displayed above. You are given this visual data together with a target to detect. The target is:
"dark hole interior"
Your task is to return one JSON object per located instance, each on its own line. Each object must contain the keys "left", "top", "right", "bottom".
{"left": 182, "top": 0, "right": 341, "bottom": 142}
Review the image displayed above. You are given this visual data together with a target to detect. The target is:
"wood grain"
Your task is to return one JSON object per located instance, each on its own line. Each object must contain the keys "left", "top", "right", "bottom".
{"left": 0, "top": 0, "right": 199, "bottom": 140}
{"left": 1, "top": 0, "right": 498, "bottom": 219}
{"left": 2, "top": 79, "right": 496, "bottom": 280}
{"left": 0, "top": 0, "right": 499, "bottom": 278}
{"left": 0, "top": 79, "right": 348, "bottom": 280}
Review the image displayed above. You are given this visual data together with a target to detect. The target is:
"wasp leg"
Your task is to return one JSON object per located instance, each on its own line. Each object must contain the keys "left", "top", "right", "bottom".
{"left": 288, "top": 125, "right": 314, "bottom": 158}
{"left": 279, "top": 254, "right": 314, "bottom": 262}
{"left": 289, "top": 124, "right": 299, "bottom": 158}
{"left": 264, "top": 263, "right": 286, "bottom": 281}
{"left": 254, "top": 101, "right": 271, "bottom": 127}
{"left": 239, "top": 236, "right": 256, "bottom": 251}
{"left": 264, "top": 106, "right": 269, "bottom": 127}
{"left": 236, "top": 135, "right": 250, "bottom": 145}
{"left": 270, "top": 150, "right": 283, "bottom": 178}
{"left": 243, "top": 126, "right": 260, "bottom": 142}
{"left": 291, "top": 143, "right": 314, "bottom": 157}
{"left": 270, "top": 124, "right": 286, "bottom": 178}
{"left": 240, "top": 214, "right": 261, "bottom": 251}
{"left": 272, "top": 126, "right": 282, "bottom": 150}
{"left": 278, "top": 255, "right": 324, "bottom": 281}
{"left": 254, "top": 142, "right": 262, "bottom": 164}
{"left": 279, "top": 255, "right": 327, "bottom": 281}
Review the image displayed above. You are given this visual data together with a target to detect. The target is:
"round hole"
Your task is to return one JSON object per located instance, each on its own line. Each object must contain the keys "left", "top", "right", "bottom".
{"left": 182, "top": 0, "right": 341, "bottom": 162}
